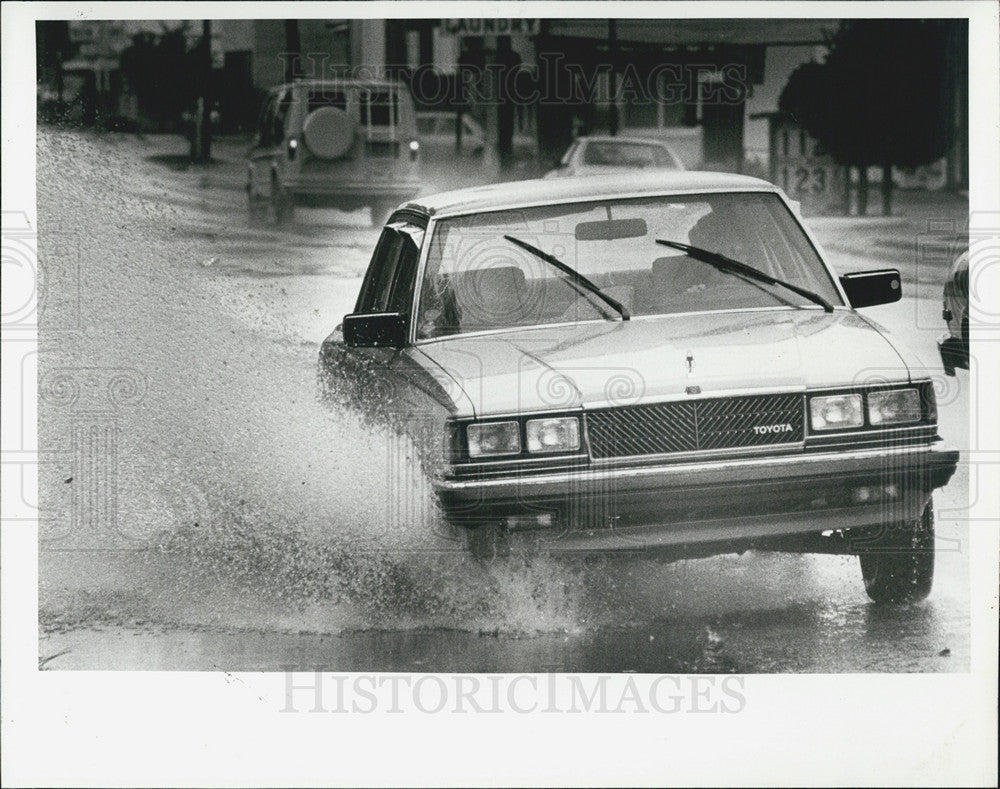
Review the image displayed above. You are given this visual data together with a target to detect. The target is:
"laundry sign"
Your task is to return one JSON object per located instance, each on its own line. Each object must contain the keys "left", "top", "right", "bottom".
{"left": 442, "top": 19, "right": 541, "bottom": 37}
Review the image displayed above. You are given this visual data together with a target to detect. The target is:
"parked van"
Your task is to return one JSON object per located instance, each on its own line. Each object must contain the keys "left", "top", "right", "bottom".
{"left": 248, "top": 79, "right": 422, "bottom": 225}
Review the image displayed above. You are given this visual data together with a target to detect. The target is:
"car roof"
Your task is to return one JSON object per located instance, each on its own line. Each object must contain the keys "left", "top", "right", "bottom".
{"left": 401, "top": 170, "right": 777, "bottom": 218}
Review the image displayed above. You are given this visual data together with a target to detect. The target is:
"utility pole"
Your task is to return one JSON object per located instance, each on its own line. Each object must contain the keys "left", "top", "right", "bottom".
{"left": 482, "top": 34, "right": 501, "bottom": 177}
{"left": 193, "top": 20, "right": 213, "bottom": 162}
{"left": 608, "top": 19, "right": 619, "bottom": 136}
{"left": 497, "top": 35, "right": 514, "bottom": 164}
{"left": 284, "top": 20, "right": 302, "bottom": 82}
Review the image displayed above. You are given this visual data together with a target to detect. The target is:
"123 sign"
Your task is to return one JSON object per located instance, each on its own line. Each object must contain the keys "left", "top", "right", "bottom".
{"left": 767, "top": 115, "right": 847, "bottom": 214}
{"left": 443, "top": 19, "right": 541, "bottom": 37}
{"left": 781, "top": 164, "right": 841, "bottom": 198}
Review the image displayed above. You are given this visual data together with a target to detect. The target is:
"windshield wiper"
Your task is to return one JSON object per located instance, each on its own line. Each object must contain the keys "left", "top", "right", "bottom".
{"left": 654, "top": 239, "right": 834, "bottom": 313}
{"left": 503, "top": 235, "right": 630, "bottom": 320}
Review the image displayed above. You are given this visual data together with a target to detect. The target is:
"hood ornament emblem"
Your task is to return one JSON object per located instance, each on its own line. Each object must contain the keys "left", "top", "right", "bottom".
{"left": 685, "top": 351, "right": 700, "bottom": 394}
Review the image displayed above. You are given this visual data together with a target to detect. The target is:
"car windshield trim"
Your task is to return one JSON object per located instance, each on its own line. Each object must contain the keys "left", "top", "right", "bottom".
{"left": 503, "top": 234, "right": 630, "bottom": 321}
{"left": 654, "top": 239, "right": 834, "bottom": 313}
{"left": 411, "top": 306, "right": 826, "bottom": 345}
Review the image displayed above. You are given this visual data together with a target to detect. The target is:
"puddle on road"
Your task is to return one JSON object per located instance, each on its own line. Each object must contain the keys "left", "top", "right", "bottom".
{"left": 35, "top": 130, "right": 970, "bottom": 673}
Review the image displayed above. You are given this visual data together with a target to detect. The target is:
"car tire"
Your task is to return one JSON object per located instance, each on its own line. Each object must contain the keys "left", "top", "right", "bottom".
{"left": 858, "top": 499, "right": 935, "bottom": 603}
{"left": 247, "top": 184, "right": 267, "bottom": 223}
{"left": 271, "top": 176, "right": 293, "bottom": 225}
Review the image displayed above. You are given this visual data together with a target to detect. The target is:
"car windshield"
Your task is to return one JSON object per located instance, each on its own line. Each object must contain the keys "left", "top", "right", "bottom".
{"left": 582, "top": 141, "right": 673, "bottom": 168}
{"left": 415, "top": 192, "right": 843, "bottom": 340}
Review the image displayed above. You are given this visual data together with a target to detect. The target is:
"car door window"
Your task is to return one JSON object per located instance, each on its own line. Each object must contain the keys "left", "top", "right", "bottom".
{"left": 356, "top": 228, "right": 404, "bottom": 313}
{"left": 386, "top": 225, "right": 424, "bottom": 314}
{"left": 355, "top": 223, "right": 425, "bottom": 315}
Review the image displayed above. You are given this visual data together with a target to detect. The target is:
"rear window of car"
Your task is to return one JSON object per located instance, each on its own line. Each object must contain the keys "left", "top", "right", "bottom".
{"left": 360, "top": 91, "right": 399, "bottom": 126}
{"left": 583, "top": 141, "right": 672, "bottom": 168}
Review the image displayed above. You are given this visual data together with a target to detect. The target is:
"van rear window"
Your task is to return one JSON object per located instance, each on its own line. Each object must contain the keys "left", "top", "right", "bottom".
{"left": 308, "top": 89, "right": 347, "bottom": 113}
{"left": 361, "top": 91, "right": 398, "bottom": 126}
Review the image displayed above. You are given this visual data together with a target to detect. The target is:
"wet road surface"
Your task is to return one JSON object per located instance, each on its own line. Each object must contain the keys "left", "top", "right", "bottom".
{"left": 36, "top": 130, "right": 971, "bottom": 672}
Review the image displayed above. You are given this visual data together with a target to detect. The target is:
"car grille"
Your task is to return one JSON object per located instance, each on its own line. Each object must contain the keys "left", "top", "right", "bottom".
{"left": 586, "top": 393, "right": 804, "bottom": 459}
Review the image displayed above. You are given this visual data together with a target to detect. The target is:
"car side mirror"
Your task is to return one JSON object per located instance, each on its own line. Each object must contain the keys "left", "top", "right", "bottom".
{"left": 839, "top": 269, "right": 902, "bottom": 308}
{"left": 343, "top": 312, "right": 408, "bottom": 348}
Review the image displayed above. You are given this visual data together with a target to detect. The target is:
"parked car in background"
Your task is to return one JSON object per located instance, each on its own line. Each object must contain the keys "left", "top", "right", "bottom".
{"left": 416, "top": 111, "right": 486, "bottom": 153}
{"left": 247, "top": 79, "right": 422, "bottom": 225}
{"left": 545, "top": 135, "right": 684, "bottom": 178}
{"left": 938, "top": 249, "right": 970, "bottom": 374}
{"left": 319, "top": 170, "right": 958, "bottom": 603}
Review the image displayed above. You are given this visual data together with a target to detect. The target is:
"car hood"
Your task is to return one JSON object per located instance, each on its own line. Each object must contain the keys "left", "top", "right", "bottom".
{"left": 415, "top": 309, "right": 917, "bottom": 418}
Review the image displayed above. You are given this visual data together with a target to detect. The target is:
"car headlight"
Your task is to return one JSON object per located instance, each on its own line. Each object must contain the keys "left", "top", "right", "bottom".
{"left": 467, "top": 421, "right": 520, "bottom": 458}
{"left": 809, "top": 393, "right": 863, "bottom": 431}
{"left": 868, "top": 388, "right": 922, "bottom": 425}
{"left": 526, "top": 417, "right": 580, "bottom": 453}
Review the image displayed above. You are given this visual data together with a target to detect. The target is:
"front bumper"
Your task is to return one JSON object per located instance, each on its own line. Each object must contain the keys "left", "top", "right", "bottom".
{"left": 434, "top": 441, "right": 959, "bottom": 553}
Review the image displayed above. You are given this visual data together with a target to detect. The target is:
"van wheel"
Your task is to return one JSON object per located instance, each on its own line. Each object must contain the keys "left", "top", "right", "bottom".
{"left": 247, "top": 185, "right": 267, "bottom": 223}
{"left": 858, "top": 500, "right": 934, "bottom": 603}
{"left": 271, "top": 177, "right": 293, "bottom": 225}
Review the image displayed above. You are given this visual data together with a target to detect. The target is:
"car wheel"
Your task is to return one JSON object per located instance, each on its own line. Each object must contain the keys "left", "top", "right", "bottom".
{"left": 858, "top": 499, "right": 935, "bottom": 603}
{"left": 247, "top": 184, "right": 267, "bottom": 223}
{"left": 466, "top": 522, "right": 511, "bottom": 561}
{"left": 271, "top": 176, "right": 293, "bottom": 225}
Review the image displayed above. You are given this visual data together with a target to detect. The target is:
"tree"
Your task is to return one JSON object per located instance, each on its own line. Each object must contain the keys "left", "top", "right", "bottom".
{"left": 120, "top": 23, "right": 198, "bottom": 131}
{"left": 780, "top": 20, "right": 955, "bottom": 215}
{"left": 36, "top": 21, "right": 75, "bottom": 103}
